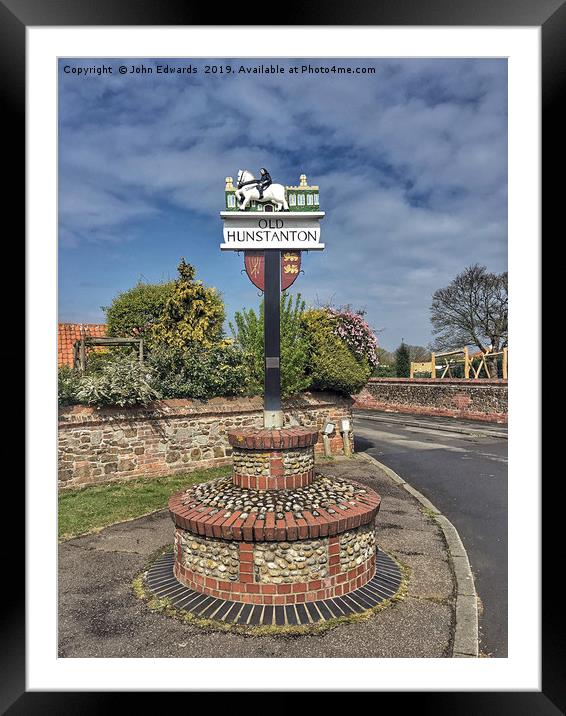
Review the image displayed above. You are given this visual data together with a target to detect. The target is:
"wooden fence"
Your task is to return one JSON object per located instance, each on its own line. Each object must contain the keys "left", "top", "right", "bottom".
{"left": 410, "top": 347, "right": 508, "bottom": 380}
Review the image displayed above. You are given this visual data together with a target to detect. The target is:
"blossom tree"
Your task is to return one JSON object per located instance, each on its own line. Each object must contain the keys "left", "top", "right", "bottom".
{"left": 328, "top": 308, "right": 380, "bottom": 370}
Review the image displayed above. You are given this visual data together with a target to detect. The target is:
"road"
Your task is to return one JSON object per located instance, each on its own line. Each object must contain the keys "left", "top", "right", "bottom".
{"left": 353, "top": 410, "right": 508, "bottom": 657}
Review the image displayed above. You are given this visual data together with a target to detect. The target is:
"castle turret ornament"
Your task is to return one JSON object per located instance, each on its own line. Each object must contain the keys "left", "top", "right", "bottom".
{"left": 221, "top": 171, "right": 324, "bottom": 251}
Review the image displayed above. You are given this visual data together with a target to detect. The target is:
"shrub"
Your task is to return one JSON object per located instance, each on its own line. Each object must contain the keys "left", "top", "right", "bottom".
{"left": 230, "top": 293, "right": 311, "bottom": 398}
{"left": 374, "top": 363, "right": 395, "bottom": 378}
{"left": 74, "top": 356, "right": 159, "bottom": 407}
{"left": 373, "top": 348, "right": 395, "bottom": 376}
{"left": 58, "top": 365, "right": 82, "bottom": 405}
{"left": 150, "top": 259, "right": 225, "bottom": 350}
{"left": 301, "top": 309, "right": 371, "bottom": 395}
{"left": 83, "top": 349, "right": 119, "bottom": 374}
{"left": 229, "top": 306, "right": 263, "bottom": 395}
{"left": 329, "top": 308, "right": 379, "bottom": 369}
{"left": 148, "top": 343, "right": 251, "bottom": 400}
{"left": 103, "top": 281, "right": 175, "bottom": 344}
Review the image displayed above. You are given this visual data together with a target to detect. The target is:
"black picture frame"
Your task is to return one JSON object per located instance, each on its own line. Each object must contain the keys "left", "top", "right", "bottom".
{"left": 8, "top": 0, "right": 558, "bottom": 709}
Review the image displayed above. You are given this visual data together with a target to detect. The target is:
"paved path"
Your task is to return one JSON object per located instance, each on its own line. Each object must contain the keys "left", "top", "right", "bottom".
{"left": 354, "top": 410, "right": 507, "bottom": 657}
{"left": 58, "top": 456, "right": 455, "bottom": 659}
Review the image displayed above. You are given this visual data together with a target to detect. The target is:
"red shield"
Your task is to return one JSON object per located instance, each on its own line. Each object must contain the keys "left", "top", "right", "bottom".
{"left": 244, "top": 251, "right": 301, "bottom": 291}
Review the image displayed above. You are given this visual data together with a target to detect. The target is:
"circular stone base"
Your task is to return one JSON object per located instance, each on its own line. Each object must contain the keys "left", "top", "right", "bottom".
{"left": 145, "top": 549, "right": 401, "bottom": 627}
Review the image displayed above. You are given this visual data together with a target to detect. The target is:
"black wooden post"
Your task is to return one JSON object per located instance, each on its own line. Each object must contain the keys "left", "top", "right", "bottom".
{"left": 264, "top": 249, "right": 282, "bottom": 428}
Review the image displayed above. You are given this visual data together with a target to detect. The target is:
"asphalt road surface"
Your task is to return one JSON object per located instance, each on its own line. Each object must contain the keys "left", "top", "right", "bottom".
{"left": 354, "top": 410, "right": 508, "bottom": 657}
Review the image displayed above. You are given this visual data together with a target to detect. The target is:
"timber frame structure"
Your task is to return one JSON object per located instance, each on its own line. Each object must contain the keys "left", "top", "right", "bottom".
{"left": 73, "top": 336, "right": 144, "bottom": 373}
{"left": 410, "top": 346, "right": 508, "bottom": 380}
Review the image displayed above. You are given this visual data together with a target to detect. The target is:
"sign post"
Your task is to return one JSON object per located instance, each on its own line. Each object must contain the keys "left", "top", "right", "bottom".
{"left": 166, "top": 171, "right": 388, "bottom": 627}
{"left": 220, "top": 171, "right": 325, "bottom": 428}
{"left": 263, "top": 248, "right": 282, "bottom": 427}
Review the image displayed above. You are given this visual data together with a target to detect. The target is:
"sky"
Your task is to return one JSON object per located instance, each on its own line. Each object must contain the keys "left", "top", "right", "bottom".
{"left": 58, "top": 58, "right": 507, "bottom": 351}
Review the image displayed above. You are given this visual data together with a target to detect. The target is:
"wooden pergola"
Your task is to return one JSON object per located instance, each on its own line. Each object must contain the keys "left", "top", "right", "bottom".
{"left": 73, "top": 336, "right": 144, "bottom": 372}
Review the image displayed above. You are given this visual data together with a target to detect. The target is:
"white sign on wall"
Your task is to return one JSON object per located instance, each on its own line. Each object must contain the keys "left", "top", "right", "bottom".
{"left": 220, "top": 211, "right": 325, "bottom": 251}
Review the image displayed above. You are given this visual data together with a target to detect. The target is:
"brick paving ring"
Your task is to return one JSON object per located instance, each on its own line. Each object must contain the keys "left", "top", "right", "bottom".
{"left": 145, "top": 547, "right": 402, "bottom": 627}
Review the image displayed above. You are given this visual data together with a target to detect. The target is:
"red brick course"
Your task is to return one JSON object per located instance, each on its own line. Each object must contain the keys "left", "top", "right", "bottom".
{"left": 169, "top": 483, "right": 381, "bottom": 542}
{"left": 227, "top": 427, "right": 319, "bottom": 450}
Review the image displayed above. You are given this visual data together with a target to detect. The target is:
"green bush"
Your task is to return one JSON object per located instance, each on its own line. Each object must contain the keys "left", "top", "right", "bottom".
{"left": 148, "top": 343, "right": 251, "bottom": 400}
{"left": 229, "top": 306, "right": 263, "bottom": 395}
{"left": 150, "top": 259, "right": 225, "bottom": 350}
{"left": 58, "top": 344, "right": 250, "bottom": 406}
{"left": 301, "top": 309, "right": 372, "bottom": 394}
{"left": 230, "top": 293, "right": 311, "bottom": 398}
{"left": 103, "top": 280, "right": 175, "bottom": 344}
{"left": 83, "top": 349, "right": 123, "bottom": 374}
{"left": 103, "top": 261, "right": 227, "bottom": 352}
{"left": 58, "top": 365, "right": 82, "bottom": 406}
{"left": 58, "top": 349, "right": 150, "bottom": 407}
{"left": 74, "top": 356, "right": 159, "bottom": 407}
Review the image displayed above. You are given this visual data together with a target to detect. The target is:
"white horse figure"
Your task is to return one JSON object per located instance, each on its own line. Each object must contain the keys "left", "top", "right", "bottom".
{"left": 235, "top": 169, "right": 289, "bottom": 212}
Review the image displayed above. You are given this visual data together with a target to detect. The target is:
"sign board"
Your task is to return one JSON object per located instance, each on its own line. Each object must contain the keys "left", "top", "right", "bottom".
{"left": 244, "top": 251, "right": 301, "bottom": 291}
{"left": 220, "top": 211, "right": 325, "bottom": 251}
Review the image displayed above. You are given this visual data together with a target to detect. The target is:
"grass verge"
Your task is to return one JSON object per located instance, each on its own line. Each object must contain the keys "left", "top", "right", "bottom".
{"left": 58, "top": 466, "right": 230, "bottom": 541}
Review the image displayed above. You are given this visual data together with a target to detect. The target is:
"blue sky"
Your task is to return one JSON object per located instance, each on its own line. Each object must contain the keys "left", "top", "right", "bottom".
{"left": 58, "top": 58, "right": 507, "bottom": 351}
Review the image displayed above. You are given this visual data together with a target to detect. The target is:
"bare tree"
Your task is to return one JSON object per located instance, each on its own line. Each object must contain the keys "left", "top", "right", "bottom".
{"left": 407, "top": 345, "right": 431, "bottom": 362}
{"left": 430, "top": 265, "right": 508, "bottom": 353}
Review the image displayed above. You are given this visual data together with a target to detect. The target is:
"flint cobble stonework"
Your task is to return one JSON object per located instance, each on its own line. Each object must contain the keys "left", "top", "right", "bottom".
{"left": 170, "top": 454, "right": 381, "bottom": 605}
{"left": 58, "top": 393, "right": 353, "bottom": 489}
{"left": 253, "top": 539, "right": 329, "bottom": 583}
{"left": 340, "top": 524, "right": 376, "bottom": 571}
{"left": 282, "top": 449, "right": 315, "bottom": 475}
{"left": 177, "top": 532, "right": 240, "bottom": 581}
{"left": 232, "top": 451, "right": 271, "bottom": 477}
{"left": 173, "top": 529, "right": 378, "bottom": 604}
{"left": 354, "top": 378, "right": 507, "bottom": 423}
{"left": 231, "top": 445, "right": 315, "bottom": 489}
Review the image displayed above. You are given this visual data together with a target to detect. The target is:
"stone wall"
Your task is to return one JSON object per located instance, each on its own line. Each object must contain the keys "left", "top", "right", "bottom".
{"left": 354, "top": 378, "right": 507, "bottom": 423}
{"left": 58, "top": 392, "right": 353, "bottom": 489}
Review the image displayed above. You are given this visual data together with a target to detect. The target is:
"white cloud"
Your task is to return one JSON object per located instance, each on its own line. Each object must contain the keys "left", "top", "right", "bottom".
{"left": 58, "top": 58, "right": 507, "bottom": 347}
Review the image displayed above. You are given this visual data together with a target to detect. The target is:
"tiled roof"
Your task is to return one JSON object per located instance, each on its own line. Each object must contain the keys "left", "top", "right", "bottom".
{"left": 58, "top": 323, "right": 107, "bottom": 367}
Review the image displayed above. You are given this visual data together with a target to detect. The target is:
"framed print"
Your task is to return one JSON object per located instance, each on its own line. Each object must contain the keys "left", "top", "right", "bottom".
{"left": 5, "top": 0, "right": 559, "bottom": 708}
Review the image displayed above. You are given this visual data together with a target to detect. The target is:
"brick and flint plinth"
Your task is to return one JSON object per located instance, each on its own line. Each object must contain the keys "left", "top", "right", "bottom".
{"left": 168, "top": 427, "right": 382, "bottom": 605}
